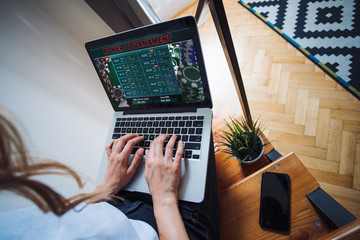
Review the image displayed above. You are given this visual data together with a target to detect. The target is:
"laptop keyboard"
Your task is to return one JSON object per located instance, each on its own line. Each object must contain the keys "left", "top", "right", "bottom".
{"left": 112, "top": 115, "right": 204, "bottom": 160}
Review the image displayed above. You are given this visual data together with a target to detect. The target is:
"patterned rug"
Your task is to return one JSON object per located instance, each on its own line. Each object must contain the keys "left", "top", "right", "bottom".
{"left": 238, "top": 0, "right": 360, "bottom": 100}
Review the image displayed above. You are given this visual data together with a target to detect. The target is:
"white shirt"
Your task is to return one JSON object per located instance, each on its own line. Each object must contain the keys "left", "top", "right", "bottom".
{"left": 0, "top": 202, "right": 158, "bottom": 240}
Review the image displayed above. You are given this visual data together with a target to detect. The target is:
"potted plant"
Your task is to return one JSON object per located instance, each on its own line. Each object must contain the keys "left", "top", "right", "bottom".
{"left": 220, "top": 116, "right": 265, "bottom": 164}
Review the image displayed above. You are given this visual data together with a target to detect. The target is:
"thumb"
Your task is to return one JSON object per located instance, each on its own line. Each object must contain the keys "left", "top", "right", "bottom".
{"left": 127, "top": 148, "right": 144, "bottom": 175}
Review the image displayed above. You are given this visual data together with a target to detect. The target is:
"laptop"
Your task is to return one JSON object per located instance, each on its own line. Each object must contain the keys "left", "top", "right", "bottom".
{"left": 85, "top": 16, "right": 213, "bottom": 203}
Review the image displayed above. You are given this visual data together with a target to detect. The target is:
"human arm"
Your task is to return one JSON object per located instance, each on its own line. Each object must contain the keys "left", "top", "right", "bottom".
{"left": 145, "top": 135, "right": 189, "bottom": 240}
{"left": 89, "top": 134, "right": 145, "bottom": 201}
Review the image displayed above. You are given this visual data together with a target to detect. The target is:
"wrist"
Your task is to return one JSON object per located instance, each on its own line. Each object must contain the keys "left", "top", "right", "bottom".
{"left": 153, "top": 198, "right": 179, "bottom": 224}
{"left": 152, "top": 193, "right": 178, "bottom": 207}
{"left": 84, "top": 183, "right": 113, "bottom": 204}
{"left": 93, "top": 182, "right": 116, "bottom": 196}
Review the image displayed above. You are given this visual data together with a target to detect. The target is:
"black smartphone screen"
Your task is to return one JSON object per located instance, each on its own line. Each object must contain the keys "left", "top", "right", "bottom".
{"left": 259, "top": 172, "right": 291, "bottom": 233}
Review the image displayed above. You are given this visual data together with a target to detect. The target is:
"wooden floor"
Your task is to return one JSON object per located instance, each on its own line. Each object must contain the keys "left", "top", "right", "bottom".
{"left": 172, "top": 0, "right": 360, "bottom": 218}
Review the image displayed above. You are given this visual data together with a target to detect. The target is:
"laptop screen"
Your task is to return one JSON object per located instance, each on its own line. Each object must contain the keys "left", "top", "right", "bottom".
{"left": 85, "top": 17, "right": 212, "bottom": 111}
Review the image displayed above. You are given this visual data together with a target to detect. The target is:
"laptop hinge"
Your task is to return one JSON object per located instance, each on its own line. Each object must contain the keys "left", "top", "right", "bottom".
{"left": 123, "top": 107, "right": 197, "bottom": 115}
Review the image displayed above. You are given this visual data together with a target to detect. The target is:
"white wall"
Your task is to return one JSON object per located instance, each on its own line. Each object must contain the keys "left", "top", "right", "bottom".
{"left": 0, "top": 0, "right": 115, "bottom": 211}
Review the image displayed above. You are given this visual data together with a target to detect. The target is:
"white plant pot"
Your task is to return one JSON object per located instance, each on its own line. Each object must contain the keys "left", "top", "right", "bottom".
{"left": 232, "top": 135, "right": 264, "bottom": 165}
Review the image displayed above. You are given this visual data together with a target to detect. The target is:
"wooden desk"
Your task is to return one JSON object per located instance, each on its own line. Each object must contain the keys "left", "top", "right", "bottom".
{"left": 218, "top": 153, "right": 332, "bottom": 239}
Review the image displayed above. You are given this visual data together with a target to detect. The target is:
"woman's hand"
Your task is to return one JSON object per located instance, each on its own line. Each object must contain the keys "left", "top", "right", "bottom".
{"left": 145, "top": 135, "right": 188, "bottom": 239}
{"left": 144, "top": 135, "right": 184, "bottom": 205}
{"left": 94, "top": 134, "right": 144, "bottom": 197}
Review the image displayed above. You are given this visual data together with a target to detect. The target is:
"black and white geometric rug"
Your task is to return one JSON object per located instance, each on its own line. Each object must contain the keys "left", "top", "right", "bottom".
{"left": 238, "top": 0, "right": 360, "bottom": 100}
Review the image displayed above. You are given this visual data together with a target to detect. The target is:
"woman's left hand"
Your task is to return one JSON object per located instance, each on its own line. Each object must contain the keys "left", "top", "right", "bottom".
{"left": 145, "top": 135, "right": 184, "bottom": 205}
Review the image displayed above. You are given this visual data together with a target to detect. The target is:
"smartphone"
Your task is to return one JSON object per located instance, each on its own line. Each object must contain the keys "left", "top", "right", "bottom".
{"left": 259, "top": 172, "right": 291, "bottom": 233}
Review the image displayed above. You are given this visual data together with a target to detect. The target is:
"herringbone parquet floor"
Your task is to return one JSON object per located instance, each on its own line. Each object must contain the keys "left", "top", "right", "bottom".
{"left": 173, "top": 0, "right": 360, "bottom": 218}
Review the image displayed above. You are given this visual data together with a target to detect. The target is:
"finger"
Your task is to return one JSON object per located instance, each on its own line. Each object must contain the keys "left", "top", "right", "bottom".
{"left": 145, "top": 149, "right": 151, "bottom": 164}
{"left": 113, "top": 134, "right": 138, "bottom": 154}
{"left": 105, "top": 140, "right": 116, "bottom": 158}
{"left": 145, "top": 146, "right": 155, "bottom": 166}
{"left": 213, "top": 140, "right": 220, "bottom": 153}
{"left": 127, "top": 147, "right": 144, "bottom": 175}
{"left": 151, "top": 135, "right": 169, "bottom": 157}
{"left": 165, "top": 135, "right": 177, "bottom": 160}
{"left": 174, "top": 140, "right": 184, "bottom": 168}
{"left": 144, "top": 149, "right": 152, "bottom": 181}
{"left": 121, "top": 135, "right": 144, "bottom": 157}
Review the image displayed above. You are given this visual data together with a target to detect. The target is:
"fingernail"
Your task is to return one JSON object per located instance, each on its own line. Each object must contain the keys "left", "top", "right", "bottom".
{"left": 137, "top": 148, "right": 144, "bottom": 155}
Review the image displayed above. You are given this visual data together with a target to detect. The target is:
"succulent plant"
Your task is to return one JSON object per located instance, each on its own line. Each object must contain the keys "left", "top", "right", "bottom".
{"left": 220, "top": 116, "right": 265, "bottom": 164}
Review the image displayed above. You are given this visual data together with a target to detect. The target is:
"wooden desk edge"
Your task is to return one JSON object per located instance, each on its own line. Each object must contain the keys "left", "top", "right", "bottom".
{"left": 317, "top": 218, "right": 360, "bottom": 239}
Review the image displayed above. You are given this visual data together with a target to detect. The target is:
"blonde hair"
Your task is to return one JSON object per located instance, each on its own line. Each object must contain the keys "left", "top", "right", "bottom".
{"left": 0, "top": 114, "right": 102, "bottom": 216}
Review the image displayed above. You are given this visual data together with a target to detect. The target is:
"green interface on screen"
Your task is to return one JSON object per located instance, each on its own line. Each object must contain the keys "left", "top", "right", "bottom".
{"left": 110, "top": 45, "right": 180, "bottom": 99}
